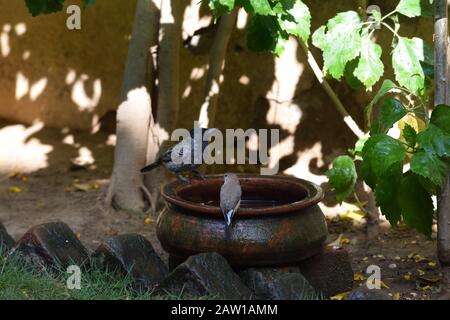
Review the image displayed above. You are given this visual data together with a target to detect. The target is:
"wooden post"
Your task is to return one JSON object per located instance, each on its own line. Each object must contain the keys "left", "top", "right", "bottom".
{"left": 435, "top": 0, "right": 450, "bottom": 265}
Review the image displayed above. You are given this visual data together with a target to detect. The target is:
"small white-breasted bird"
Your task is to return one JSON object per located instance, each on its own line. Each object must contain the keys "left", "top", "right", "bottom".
{"left": 220, "top": 173, "right": 242, "bottom": 227}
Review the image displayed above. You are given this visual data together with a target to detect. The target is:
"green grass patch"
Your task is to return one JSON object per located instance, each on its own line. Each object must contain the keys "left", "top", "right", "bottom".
{"left": 0, "top": 254, "right": 158, "bottom": 300}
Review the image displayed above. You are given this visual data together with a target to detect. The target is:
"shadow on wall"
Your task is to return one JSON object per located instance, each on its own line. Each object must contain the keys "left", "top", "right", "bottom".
{"left": 0, "top": 0, "right": 434, "bottom": 214}
{"left": 0, "top": 0, "right": 137, "bottom": 177}
{"left": 0, "top": 0, "right": 135, "bottom": 131}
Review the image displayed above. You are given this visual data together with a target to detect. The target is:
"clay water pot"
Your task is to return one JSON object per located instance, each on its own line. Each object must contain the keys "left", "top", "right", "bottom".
{"left": 157, "top": 174, "right": 327, "bottom": 267}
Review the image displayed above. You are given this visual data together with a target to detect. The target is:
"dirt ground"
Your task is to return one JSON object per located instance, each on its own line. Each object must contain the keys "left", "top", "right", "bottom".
{"left": 0, "top": 121, "right": 445, "bottom": 300}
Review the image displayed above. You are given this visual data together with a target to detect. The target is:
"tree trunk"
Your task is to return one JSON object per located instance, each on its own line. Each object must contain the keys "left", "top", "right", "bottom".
{"left": 156, "top": 0, "right": 182, "bottom": 133}
{"left": 198, "top": 10, "right": 237, "bottom": 128}
{"left": 142, "top": 0, "right": 183, "bottom": 212}
{"left": 435, "top": 0, "right": 450, "bottom": 264}
{"left": 105, "top": 0, "right": 160, "bottom": 212}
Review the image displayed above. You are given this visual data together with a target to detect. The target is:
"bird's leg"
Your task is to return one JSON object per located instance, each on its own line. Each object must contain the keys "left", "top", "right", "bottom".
{"left": 192, "top": 170, "right": 207, "bottom": 180}
{"left": 177, "top": 174, "right": 191, "bottom": 184}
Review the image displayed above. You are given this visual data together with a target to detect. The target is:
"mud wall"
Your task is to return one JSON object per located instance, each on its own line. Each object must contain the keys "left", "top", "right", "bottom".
{"left": 0, "top": 0, "right": 433, "bottom": 173}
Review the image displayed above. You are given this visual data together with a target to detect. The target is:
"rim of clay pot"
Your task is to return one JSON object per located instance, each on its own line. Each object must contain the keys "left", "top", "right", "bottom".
{"left": 161, "top": 174, "right": 324, "bottom": 217}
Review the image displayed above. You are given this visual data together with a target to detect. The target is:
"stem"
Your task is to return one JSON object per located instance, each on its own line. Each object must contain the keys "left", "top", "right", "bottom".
{"left": 298, "top": 40, "right": 365, "bottom": 139}
{"left": 381, "top": 9, "right": 398, "bottom": 22}
{"left": 381, "top": 21, "right": 400, "bottom": 39}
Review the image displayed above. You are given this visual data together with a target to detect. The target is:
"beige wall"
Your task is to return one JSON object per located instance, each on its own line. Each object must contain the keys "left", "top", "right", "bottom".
{"left": 0, "top": 0, "right": 134, "bottom": 130}
{"left": 0, "top": 0, "right": 433, "bottom": 161}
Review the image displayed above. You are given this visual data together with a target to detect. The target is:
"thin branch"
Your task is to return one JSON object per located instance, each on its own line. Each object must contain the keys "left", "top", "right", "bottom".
{"left": 198, "top": 10, "right": 238, "bottom": 128}
{"left": 298, "top": 40, "right": 365, "bottom": 139}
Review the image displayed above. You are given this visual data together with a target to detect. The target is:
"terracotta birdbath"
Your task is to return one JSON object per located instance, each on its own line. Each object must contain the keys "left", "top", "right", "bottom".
{"left": 157, "top": 174, "right": 328, "bottom": 267}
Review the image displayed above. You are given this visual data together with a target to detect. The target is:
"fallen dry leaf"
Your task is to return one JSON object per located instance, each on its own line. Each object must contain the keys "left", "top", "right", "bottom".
{"left": 327, "top": 234, "right": 343, "bottom": 248}
{"left": 418, "top": 274, "right": 441, "bottom": 285}
{"left": 330, "top": 291, "right": 351, "bottom": 300}
{"left": 8, "top": 186, "right": 24, "bottom": 193}
{"left": 353, "top": 274, "right": 365, "bottom": 281}
{"left": 341, "top": 210, "right": 365, "bottom": 222}
{"left": 411, "top": 254, "right": 428, "bottom": 263}
{"left": 73, "top": 183, "right": 93, "bottom": 192}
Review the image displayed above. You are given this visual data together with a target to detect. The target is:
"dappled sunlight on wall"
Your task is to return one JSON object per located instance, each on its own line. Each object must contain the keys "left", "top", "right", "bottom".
{"left": 68, "top": 73, "right": 102, "bottom": 112}
{"left": 1, "top": 24, "right": 12, "bottom": 57}
{"left": 284, "top": 142, "right": 327, "bottom": 186}
{"left": 15, "top": 71, "right": 48, "bottom": 101}
{"left": 0, "top": 121, "right": 53, "bottom": 174}
{"left": 0, "top": 1, "right": 134, "bottom": 130}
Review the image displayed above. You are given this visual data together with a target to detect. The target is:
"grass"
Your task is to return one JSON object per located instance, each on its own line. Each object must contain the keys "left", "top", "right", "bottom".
{"left": 0, "top": 245, "right": 202, "bottom": 300}
{"left": 0, "top": 247, "right": 321, "bottom": 300}
{"left": 0, "top": 255, "right": 157, "bottom": 300}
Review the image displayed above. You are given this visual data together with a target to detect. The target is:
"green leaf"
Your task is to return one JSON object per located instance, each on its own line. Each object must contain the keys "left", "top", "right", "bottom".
{"left": 392, "top": 37, "right": 427, "bottom": 95}
{"left": 25, "top": 0, "right": 65, "bottom": 16}
{"left": 312, "top": 11, "right": 362, "bottom": 79}
{"left": 278, "top": 0, "right": 311, "bottom": 43}
{"left": 354, "top": 32, "right": 384, "bottom": 90}
{"left": 344, "top": 59, "right": 363, "bottom": 90}
{"left": 311, "top": 26, "right": 326, "bottom": 49}
{"left": 249, "top": 0, "right": 272, "bottom": 15}
{"left": 362, "top": 134, "right": 406, "bottom": 186}
{"left": 397, "top": 172, "right": 434, "bottom": 237}
{"left": 417, "top": 123, "right": 450, "bottom": 157}
{"left": 82, "top": 0, "right": 96, "bottom": 7}
{"left": 326, "top": 156, "right": 357, "bottom": 203}
{"left": 375, "top": 161, "right": 403, "bottom": 225}
{"left": 418, "top": 175, "right": 439, "bottom": 195}
{"left": 403, "top": 124, "right": 417, "bottom": 147}
{"left": 246, "top": 15, "right": 279, "bottom": 52}
{"left": 395, "top": 0, "right": 434, "bottom": 18}
{"left": 411, "top": 150, "right": 449, "bottom": 187}
{"left": 274, "top": 34, "right": 288, "bottom": 56}
{"left": 354, "top": 136, "right": 368, "bottom": 157}
{"left": 365, "top": 80, "right": 398, "bottom": 117}
{"left": 370, "top": 98, "right": 407, "bottom": 135}
{"left": 430, "top": 104, "right": 450, "bottom": 135}
{"left": 361, "top": 159, "right": 377, "bottom": 189}
{"left": 209, "top": 0, "right": 235, "bottom": 16}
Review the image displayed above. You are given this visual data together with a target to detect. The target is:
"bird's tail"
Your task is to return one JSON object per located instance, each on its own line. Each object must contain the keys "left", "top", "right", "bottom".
{"left": 140, "top": 159, "right": 162, "bottom": 173}
{"left": 224, "top": 209, "right": 234, "bottom": 227}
